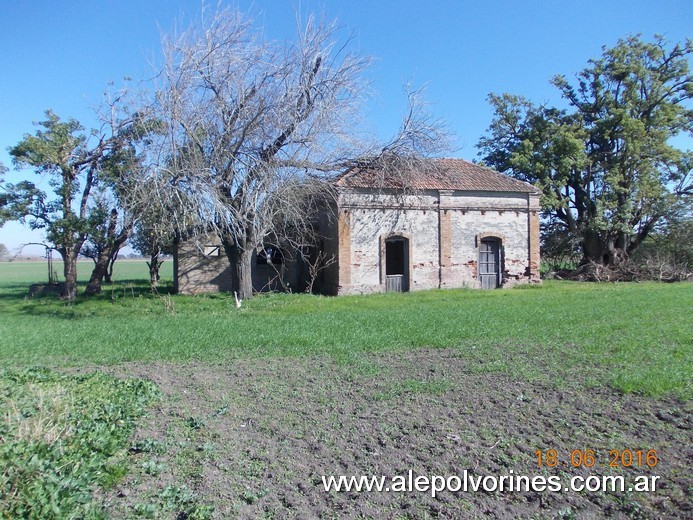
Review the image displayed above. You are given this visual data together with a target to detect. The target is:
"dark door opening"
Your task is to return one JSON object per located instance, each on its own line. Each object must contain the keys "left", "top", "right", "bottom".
{"left": 479, "top": 238, "right": 500, "bottom": 289}
{"left": 385, "top": 237, "right": 409, "bottom": 292}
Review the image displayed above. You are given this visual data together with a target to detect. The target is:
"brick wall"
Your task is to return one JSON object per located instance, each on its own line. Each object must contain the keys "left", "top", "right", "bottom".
{"left": 336, "top": 188, "right": 539, "bottom": 294}
{"left": 175, "top": 235, "right": 233, "bottom": 295}
{"left": 176, "top": 234, "right": 321, "bottom": 295}
{"left": 175, "top": 189, "right": 542, "bottom": 295}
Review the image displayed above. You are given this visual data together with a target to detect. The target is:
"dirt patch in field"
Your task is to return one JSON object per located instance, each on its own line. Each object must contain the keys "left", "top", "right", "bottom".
{"left": 101, "top": 349, "right": 691, "bottom": 519}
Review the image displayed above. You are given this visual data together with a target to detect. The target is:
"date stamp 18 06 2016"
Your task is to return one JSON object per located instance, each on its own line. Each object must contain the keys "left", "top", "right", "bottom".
{"left": 535, "top": 449, "right": 659, "bottom": 469}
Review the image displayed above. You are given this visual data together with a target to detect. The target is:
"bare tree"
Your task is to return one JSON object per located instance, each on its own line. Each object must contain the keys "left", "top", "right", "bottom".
{"left": 305, "top": 250, "right": 337, "bottom": 293}
{"left": 150, "top": 7, "right": 449, "bottom": 299}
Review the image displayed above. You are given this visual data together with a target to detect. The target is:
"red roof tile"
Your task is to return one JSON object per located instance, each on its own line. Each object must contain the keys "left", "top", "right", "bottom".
{"left": 335, "top": 158, "right": 539, "bottom": 193}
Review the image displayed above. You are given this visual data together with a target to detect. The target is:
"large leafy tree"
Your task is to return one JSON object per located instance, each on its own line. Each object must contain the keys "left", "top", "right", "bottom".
{"left": 478, "top": 35, "right": 692, "bottom": 266}
{"left": 1, "top": 162, "right": 34, "bottom": 228}
{"left": 8, "top": 108, "right": 147, "bottom": 300}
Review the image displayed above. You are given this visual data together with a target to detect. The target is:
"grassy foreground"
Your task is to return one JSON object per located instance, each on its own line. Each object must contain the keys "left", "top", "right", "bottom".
{"left": 0, "top": 367, "right": 159, "bottom": 518}
{"left": 0, "top": 260, "right": 690, "bottom": 398}
{"left": 0, "top": 261, "right": 691, "bottom": 518}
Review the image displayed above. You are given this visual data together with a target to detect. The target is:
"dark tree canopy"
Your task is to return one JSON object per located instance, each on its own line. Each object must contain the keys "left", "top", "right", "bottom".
{"left": 8, "top": 112, "right": 101, "bottom": 300}
{"left": 478, "top": 35, "right": 692, "bottom": 266}
{"left": 81, "top": 130, "right": 148, "bottom": 295}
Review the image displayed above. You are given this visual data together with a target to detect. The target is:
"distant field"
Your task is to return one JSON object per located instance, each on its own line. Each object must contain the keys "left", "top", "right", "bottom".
{"left": 0, "top": 259, "right": 173, "bottom": 286}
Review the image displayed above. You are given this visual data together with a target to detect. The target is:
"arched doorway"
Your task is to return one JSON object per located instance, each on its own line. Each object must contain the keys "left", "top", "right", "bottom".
{"left": 479, "top": 238, "right": 501, "bottom": 289}
{"left": 385, "top": 236, "right": 409, "bottom": 292}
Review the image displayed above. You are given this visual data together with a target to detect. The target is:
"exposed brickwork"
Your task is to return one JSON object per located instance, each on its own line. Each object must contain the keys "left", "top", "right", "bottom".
{"left": 175, "top": 162, "right": 542, "bottom": 295}
{"left": 449, "top": 206, "right": 530, "bottom": 289}
{"left": 439, "top": 192, "right": 453, "bottom": 266}
{"left": 528, "top": 193, "right": 541, "bottom": 281}
{"left": 439, "top": 211, "right": 452, "bottom": 267}
{"left": 438, "top": 190, "right": 453, "bottom": 287}
{"left": 337, "top": 210, "right": 352, "bottom": 291}
{"left": 176, "top": 233, "right": 304, "bottom": 295}
{"left": 336, "top": 189, "right": 540, "bottom": 294}
{"left": 175, "top": 234, "right": 233, "bottom": 295}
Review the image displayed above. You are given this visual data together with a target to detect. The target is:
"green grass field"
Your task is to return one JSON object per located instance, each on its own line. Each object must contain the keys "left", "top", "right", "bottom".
{"left": 0, "top": 260, "right": 690, "bottom": 398}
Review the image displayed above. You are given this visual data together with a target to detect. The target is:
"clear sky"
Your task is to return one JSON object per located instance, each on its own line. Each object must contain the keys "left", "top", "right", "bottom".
{"left": 1, "top": 0, "right": 691, "bottom": 255}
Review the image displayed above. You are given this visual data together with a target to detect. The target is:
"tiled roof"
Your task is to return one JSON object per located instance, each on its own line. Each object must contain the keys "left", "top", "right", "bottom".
{"left": 335, "top": 158, "right": 539, "bottom": 193}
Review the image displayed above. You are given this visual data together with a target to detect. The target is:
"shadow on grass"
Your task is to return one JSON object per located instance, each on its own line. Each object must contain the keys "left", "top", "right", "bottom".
{"left": 0, "top": 280, "right": 176, "bottom": 319}
{"left": 95, "top": 280, "right": 176, "bottom": 299}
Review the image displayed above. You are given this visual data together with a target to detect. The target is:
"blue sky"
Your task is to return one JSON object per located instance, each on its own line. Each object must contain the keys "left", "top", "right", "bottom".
{"left": 1, "top": 0, "right": 691, "bottom": 255}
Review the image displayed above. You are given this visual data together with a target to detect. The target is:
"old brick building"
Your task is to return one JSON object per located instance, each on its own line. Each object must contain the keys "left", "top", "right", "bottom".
{"left": 174, "top": 158, "right": 541, "bottom": 295}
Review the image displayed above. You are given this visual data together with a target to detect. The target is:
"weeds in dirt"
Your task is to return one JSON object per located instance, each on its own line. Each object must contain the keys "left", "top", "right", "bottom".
{"left": 374, "top": 378, "right": 452, "bottom": 400}
{"left": 139, "top": 459, "right": 166, "bottom": 476}
{"left": 133, "top": 485, "right": 213, "bottom": 519}
{"left": 130, "top": 438, "right": 165, "bottom": 455}
{"left": 103, "top": 353, "right": 690, "bottom": 518}
{"left": 186, "top": 416, "right": 205, "bottom": 430}
{"left": 1, "top": 262, "right": 689, "bottom": 518}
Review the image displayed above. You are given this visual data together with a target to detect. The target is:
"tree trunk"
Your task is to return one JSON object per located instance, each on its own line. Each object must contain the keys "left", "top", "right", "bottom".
{"left": 61, "top": 249, "right": 79, "bottom": 301}
{"left": 580, "top": 229, "right": 629, "bottom": 267}
{"left": 221, "top": 232, "right": 255, "bottom": 300}
{"left": 85, "top": 251, "right": 110, "bottom": 295}
{"left": 84, "top": 211, "right": 130, "bottom": 296}
{"left": 235, "top": 247, "right": 254, "bottom": 300}
{"left": 581, "top": 229, "right": 608, "bottom": 265}
{"left": 146, "top": 252, "right": 163, "bottom": 289}
{"left": 84, "top": 244, "right": 126, "bottom": 295}
{"left": 104, "top": 249, "right": 119, "bottom": 283}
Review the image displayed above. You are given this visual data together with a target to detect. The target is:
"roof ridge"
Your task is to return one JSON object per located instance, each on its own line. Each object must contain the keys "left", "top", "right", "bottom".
{"left": 336, "top": 157, "right": 539, "bottom": 193}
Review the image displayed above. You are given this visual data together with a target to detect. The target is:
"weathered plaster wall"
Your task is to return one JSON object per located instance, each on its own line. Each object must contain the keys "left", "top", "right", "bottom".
{"left": 448, "top": 209, "right": 528, "bottom": 288}
{"left": 349, "top": 208, "right": 440, "bottom": 294}
{"left": 174, "top": 188, "right": 541, "bottom": 296}
{"left": 336, "top": 188, "right": 540, "bottom": 294}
